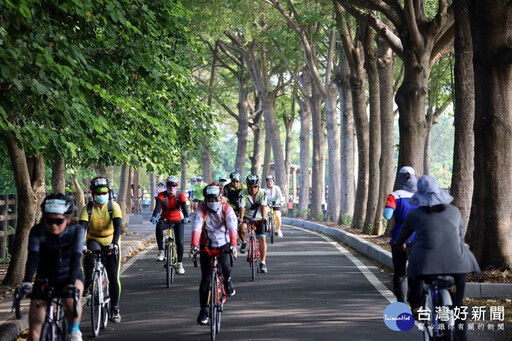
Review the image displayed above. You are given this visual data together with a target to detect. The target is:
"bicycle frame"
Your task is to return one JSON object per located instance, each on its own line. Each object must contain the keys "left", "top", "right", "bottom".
{"left": 267, "top": 207, "right": 275, "bottom": 244}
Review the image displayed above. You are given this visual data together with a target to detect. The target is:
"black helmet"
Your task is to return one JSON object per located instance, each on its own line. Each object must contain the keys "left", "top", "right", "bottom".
{"left": 246, "top": 174, "right": 260, "bottom": 186}
{"left": 41, "top": 193, "right": 73, "bottom": 215}
{"left": 229, "top": 172, "right": 241, "bottom": 181}
{"left": 203, "top": 182, "right": 223, "bottom": 199}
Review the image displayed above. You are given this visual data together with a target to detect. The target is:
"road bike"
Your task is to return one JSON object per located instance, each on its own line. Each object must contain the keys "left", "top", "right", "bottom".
{"left": 13, "top": 279, "right": 79, "bottom": 341}
{"left": 85, "top": 249, "right": 111, "bottom": 337}
{"left": 162, "top": 219, "right": 178, "bottom": 287}
{"left": 247, "top": 220, "right": 262, "bottom": 281}
{"left": 267, "top": 202, "right": 276, "bottom": 244}
{"left": 193, "top": 248, "right": 234, "bottom": 341}
{"left": 418, "top": 275, "right": 456, "bottom": 341}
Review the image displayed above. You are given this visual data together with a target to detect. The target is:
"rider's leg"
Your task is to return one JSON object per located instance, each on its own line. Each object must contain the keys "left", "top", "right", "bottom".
{"left": 155, "top": 221, "right": 165, "bottom": 251}
{"left": 274, "top": 209, "right": 282, "bottom": 231}
{"left": 28, "top": 292, "right": 47, "bottom": 341}
{"left": 239, "top": 222, "right": 247, "bottom": 242}
{"left": 63, "top": 278, "right": 84, "bottom": 324}
{"left": 106, "top": 245, "right": 121, "bottom": 309}
{"left": 173, "top": 221, "right": 185, "bottom": 262}
{"left": 83, "top": 239, "right": 102, "bottom": 290}
{"left": 256, "top": 222, "right": 267, "bottom": 262}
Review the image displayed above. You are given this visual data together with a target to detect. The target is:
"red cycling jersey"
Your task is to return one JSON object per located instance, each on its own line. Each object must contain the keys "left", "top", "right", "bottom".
{"left": 156, "top": 191, "right": 187, "bottom": 221}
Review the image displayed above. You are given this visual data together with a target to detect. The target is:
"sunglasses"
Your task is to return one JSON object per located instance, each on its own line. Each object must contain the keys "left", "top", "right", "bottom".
{"left": 167, "top": 183, "right": 178, "bottom": 187}
{"left": 45, "top": 217, "right": 66, "bottom": 225}
{"left": 249, "top": 185, "right": 259, "bottom": 189}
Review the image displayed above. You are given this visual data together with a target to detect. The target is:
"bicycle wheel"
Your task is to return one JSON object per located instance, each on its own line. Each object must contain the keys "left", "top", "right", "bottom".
{"left": 439, "top": 290, "right": 454, "bottom": 341}
{"left": 40, "top": 320, "right": 53, "bottom": 341}
{"left": 270, "top": 215, "right": 275, "bottom": 244}
{"left": 215, "top": 274, "right": 222, "bottom": 334}
{"left": 209, "top": 271, "right": 217, "bottom": 341}
{"left": 91, "top": 273, "right": 102, "bottom": 337}
{"left": 250, "top": 237, "right": 257, "bottom": 281}
{"left": 101, "top": 272, "right": 110, "bottom": 329}
{"left": 165, "top": 241, "right": 171, "bottom": 288}
{"left": 56, "top": 304, "right": 67, "bottom": 341}
{"left": 170, "top": 240, "right": 177, "bottom": 285}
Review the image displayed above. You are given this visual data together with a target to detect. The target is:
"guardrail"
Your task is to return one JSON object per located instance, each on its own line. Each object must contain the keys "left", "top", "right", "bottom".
{"left": 0, "top": 194, "right": 17, "bottom": 260}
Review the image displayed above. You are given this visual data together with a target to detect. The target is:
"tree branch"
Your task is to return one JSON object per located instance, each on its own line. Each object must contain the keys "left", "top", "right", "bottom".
{"left": 404, "top": 0, "right": 424, "bottom": 52}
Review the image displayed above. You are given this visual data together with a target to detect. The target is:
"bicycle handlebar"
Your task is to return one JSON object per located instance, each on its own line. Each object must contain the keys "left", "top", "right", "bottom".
{"left": 192, "top": 249, "right": 235, "bottom": 268}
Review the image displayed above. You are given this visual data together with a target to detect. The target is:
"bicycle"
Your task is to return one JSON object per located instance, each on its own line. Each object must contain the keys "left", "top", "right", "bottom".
{"left": 162, "top": 219, "right": 178, "bottom": 288}
{"left": 418, "top": 275, "right": 455, "bottom": 341}
{"left": 267, "top": 201, "right": 276, "bottom": 244}
{"left": 12, "top": 279, "right": 79, "bottom": 341}
{"left": 84, "top": 249, "right": 111, "bottom": 337}
{"left": 247, "top": 220, "right": 262, "bottom": 281}
{"left": 193, "top": 248, "right": 234, "bottom": 341}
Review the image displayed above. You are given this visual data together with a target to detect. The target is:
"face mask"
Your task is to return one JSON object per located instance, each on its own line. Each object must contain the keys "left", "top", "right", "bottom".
{"left": 207, "top": 201, "right": 221, "bottom": 212}
{"left": 94, "top": 193, "right": 109, "bottom": 205}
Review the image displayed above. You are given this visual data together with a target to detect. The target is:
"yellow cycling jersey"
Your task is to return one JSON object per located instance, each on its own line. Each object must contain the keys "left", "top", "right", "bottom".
{"left": 79, "top": 201, "right": 122, "bottom": 246}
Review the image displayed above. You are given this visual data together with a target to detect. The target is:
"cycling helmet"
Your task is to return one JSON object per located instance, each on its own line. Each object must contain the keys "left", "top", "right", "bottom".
{"left": 229, "top": 172, "right": 241, "bottom": 181}
{"left": 166, "top": 175, "right": 179, "bottom": 185}
{"left": 90, "top": 176, "right": 109, "bottom": 194}
{"left": 203, "top": 182, "right": 223, "bottom": 199}
{"left": 196, "top": 175, "right": 203, "bottom": 182}
{"left": 218, "top": 174, "right": 228, "bottom": 181}
{"left": 191, "top": 177, "right": 197, "bottom": 183}
{"left": 246, "top": 174, "right": 260, "bottom": 186}
{"left": 266, "top": 175, "right": 274, "bottom": 181}
{"left": 41, "top": 193, "right": 73, "bottom": 215}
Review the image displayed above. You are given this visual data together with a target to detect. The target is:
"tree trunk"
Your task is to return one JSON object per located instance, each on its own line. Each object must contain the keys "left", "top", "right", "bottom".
{"left": 298, "top": 72, "right": 312, "bottom": 219}
{"left": 262, "top": 127, "right": 271, "bottom": 179}
{"left": 235, "top": 65, "right": 250, "bottom": 178}
{"left": 336, "top": 48, "right": 355, "bottom": 223}
{"left": 451, "top": 0, "right": 475, "bottom": 231}
{"left": 118, "top": 165, "right": 130, "bottom": 234}
{"left": 201, "top": 143, "right": 212, "bottom": 183}
{"left": 149, "top": 172, "right": 155, "bottom": 211}
{"left": 95, "top": 165, "right": 107, "bottom": 177}
{"left": 2, "top": 136, "right": 46, "bottom": 285}
{"left": 362, "top": 25, "right": 381, "bottom": 234}
{"left": 375, "top": 33, "right": 395, "bottom": 235}
{"left": 133, "top": 170, "right": 140, "bottom": 215}
{"left": 310, "top": 82, "right": 325, "bottom": 220}
{"left": 424, "top": 111, "right": 434, "bottom": 175}
{"left": 325, "top": 84, "right": 341, "bottom": 222}
{"left": 467, "top": 0, "right": 512, "bottom": 269}
{"left": 250, "top": 98, "right": 264, "bottom": 177}
{"left": 72, "top": 170, "right": 85, "bottom": 212}
{"left": 51, "top": 158, "right": 66, "bottom": 193}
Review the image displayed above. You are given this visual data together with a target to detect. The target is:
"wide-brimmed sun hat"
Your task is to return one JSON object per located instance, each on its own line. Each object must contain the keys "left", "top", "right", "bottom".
{"left": 410, "top": 175, "right": 453, "bottom": 207}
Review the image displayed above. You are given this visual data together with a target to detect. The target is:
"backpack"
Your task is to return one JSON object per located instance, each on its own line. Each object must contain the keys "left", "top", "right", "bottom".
{"left": 87, "top": 200, "right": 114, "bottom": 221}
{"left": 163, "top": 191, "right": 181, "bottom": 211}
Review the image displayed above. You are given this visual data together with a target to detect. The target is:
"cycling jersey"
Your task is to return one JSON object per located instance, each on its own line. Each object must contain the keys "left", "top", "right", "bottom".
{"left": 223, "top": 183, "right": 246, "bottom": 212}
{"left": 385, "top": 189, "right": 417, "bottom": 244}
{"left": 192, "top": 183, "right": 207, "bottom": 202}
{"left": 79, "top": 201, "right": 122, "bottom": 246}
{"left": 24, "top": 223, "right": 84, "bottom": 285}
{"left": 153, "top": 191, "right": 188, "bottom": 221}
{"left": 238, "top": 188, "right": 267, "bottom": 220}
{"left": 265, "top": 185, "right": 283, "bottom": 207}
{"left": 191, "top": 203, "right": 237, "bottom": 249}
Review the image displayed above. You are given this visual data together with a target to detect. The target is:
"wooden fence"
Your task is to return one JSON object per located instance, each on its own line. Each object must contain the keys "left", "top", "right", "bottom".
{"left": 0, "top": 194, "right": 17, "bottom": 260}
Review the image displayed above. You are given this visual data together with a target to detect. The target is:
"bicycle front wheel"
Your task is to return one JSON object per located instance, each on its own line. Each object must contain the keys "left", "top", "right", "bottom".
{"left": 101, "top": 272, "right": 110, "bottom": 329}
{"left": 270, "top": 216, "right": 275, "bottom": 244}
{"left": 165, "top": 241, "right": 171, "bottom": 288}
{"left": 215, "top": 274, "right": 223, "bottom": 334}
{"left": 91, "top": 273, "right": 102, "bottom": 337}
{"left": 250, "top": 237, "right": 257, "bottom": 281}
{"left": 209, "top": 271, "right": 217, "bottom": 340}
{"left": 170, "top": 241, "right": 177, "bottom": 284}
{"left": 40, "top": 320, "right": 53, "bottom": 341}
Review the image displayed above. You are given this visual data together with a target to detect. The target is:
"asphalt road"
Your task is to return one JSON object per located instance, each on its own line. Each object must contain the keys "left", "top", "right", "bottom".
{"left": 78, "top": 223, "right": 507, "bottom": 340}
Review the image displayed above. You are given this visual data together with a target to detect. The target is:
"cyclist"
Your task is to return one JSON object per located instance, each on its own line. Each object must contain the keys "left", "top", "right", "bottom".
{"left": 383, "top": 166, "right": 417, "bottom": 303}
{"left": 154, "top": 181, "right": 166, "bottom": 199}
{"left": 187, "top": 177, "right": 196, "bottom": 213}
{"left": 23, "top": 193, "right": 85, "bottom": 341}
{"left": 223, "top": 172, "right": 245, "bottom": 217}
{"left": 191, "top": 175, "right": 206, "bottom": 213}
{"left": 238, "top": 174, "right": 269, "bottom": 273}
{"left": 264, "top": 174, "right": 284, "bottom": 237}
{"left": 189, "top": 183, "right": 238, "bottom": 325}
{"left": 218, "top": 174, "right": 229, "bottom": 188}
{"left": 395, "top": 175, "right": 481, "bottom": 340}
{"left": 151, "top": 175, "right": 189, "bottom": 274}
{"left": 80, "top": 176, "right": 122, "bottom": 323}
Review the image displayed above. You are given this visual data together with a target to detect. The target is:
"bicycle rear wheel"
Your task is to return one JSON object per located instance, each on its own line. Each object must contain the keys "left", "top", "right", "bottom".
{"left": 165, "top": 241, "right": 171, "bottom": 288}
{"left": 91, "top": 273, "right": 102, "bottom": 337}
{"left": 209, "top": 271, "right": 217, "bottom": 341}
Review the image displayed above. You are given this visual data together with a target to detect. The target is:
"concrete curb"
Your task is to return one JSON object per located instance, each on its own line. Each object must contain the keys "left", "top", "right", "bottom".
{"left": 283, "top": 217, "right": 512, "bottom": 300}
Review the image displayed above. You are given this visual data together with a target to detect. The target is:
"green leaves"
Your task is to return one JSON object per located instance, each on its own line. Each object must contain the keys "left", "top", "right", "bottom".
{"left": 1, "top": 0, "right": 213, "bottom": 172}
